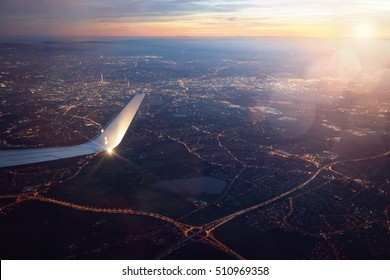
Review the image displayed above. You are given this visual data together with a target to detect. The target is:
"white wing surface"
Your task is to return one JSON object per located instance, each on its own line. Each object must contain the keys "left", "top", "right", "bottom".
{"left": 0, "top": 93, "right": 145, "bottom": 168}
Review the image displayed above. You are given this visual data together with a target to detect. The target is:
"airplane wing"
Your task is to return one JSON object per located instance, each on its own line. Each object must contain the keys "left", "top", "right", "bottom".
{"left": 0, "top": 93, "right": 145, "bottom": 168}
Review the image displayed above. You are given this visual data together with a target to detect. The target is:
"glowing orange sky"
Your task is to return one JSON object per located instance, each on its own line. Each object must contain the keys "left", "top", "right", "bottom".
{"left": 0, "top": 0, "right": 389, "bottom": 38}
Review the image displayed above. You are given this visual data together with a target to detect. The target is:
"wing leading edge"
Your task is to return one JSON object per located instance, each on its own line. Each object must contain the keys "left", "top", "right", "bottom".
{"left": 0, "top": 93, "right": 145, "bottom": 168}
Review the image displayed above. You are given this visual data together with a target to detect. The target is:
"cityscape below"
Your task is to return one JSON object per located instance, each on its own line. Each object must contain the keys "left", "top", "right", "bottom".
{"left": 0, "top": 37, "right": 389, "bottom": 259}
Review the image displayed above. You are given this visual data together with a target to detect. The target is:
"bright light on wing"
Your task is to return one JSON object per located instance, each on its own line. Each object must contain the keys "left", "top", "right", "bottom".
{"left": 0, "top": 93, "right": 145, "bottom": 168}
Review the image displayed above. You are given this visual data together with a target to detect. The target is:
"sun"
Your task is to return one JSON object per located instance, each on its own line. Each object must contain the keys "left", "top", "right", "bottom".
{"left": 355, "top": 23, "right": 373, "bottom": 39}
{"left": 106, "top": 148, "right": 113, "bottom": 155}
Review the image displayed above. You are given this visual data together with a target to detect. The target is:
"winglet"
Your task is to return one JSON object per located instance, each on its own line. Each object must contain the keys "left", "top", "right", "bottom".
{"left": 0, "top": 93, "right": 145, "bottom": 168}
{"left": 83, "top": 92, "right": 145, "bottom": 152}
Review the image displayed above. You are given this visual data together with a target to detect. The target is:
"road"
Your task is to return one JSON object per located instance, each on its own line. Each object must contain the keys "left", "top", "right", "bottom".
{"left": 0, "top": 149, "right": 389, "bottom": 259}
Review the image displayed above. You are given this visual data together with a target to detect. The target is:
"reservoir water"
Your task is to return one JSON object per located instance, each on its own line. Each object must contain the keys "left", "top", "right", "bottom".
{"left": 153, "top": 176, "right": 226, "bottom": 194}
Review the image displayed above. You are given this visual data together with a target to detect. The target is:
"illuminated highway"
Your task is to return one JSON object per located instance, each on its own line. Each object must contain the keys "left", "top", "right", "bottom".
{"left": 1, "top": 37, "right": 389, "bottom": 260}
{"left": 1, "top": 149, "right": 388, "bottom": 259}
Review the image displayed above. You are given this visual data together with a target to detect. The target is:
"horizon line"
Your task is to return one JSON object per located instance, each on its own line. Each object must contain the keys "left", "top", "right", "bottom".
{"left": 1, "top": 35, "right": 389, "bottom": 40}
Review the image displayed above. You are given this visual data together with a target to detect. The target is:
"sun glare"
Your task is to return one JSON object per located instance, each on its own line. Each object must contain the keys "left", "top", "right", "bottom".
{"left": 107, "top": 148, "right": 113, "bottom": 155}
{"left": 355, "top": 23, "right": 372, "bottom": 39}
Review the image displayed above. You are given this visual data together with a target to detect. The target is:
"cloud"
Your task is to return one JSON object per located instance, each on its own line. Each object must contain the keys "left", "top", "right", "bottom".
{"left": 0, "top": 0, "right": 253, "bottom": 21}
{"left": 0, "top": 0, "right": 389, "bottom": 36}
{"left": 0, "top": 0, "right": 257, "bottom": 35}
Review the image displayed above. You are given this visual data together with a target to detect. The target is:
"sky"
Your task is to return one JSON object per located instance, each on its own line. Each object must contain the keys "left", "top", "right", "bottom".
{"left": 0, "top": 0, "right": 389, "bottom": 38}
